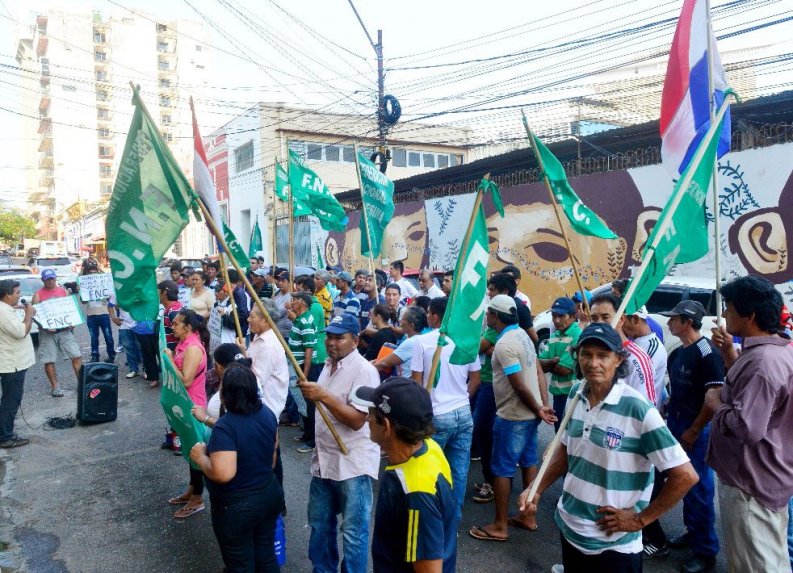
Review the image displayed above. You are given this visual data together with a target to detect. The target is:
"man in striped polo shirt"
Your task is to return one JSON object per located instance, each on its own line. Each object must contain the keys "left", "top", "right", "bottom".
{"left": 539, "top": 297, "right": 581, "bottom": 432}
{"left": 288, "top": 292, "right": 323, "bottom": 452}
{"left": 519, "top": 323, "right": 697, "bottom": 571}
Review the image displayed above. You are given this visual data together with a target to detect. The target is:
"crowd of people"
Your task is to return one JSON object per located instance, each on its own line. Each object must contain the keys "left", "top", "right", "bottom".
{"left": 1, "top": 254, "right": 792, "bottom": 573}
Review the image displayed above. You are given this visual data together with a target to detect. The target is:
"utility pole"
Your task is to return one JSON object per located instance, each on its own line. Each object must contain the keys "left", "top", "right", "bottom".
{"left": 347, "top": 0, "right": 387, "bottom": 171}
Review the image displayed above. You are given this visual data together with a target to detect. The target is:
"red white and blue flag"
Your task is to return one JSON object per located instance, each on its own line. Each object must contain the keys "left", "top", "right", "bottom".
{"left": 660, "top": 0, "right": 730, "bottom": 177}
{"left": 190, "top": 98, "right": 224, "bottom": 228}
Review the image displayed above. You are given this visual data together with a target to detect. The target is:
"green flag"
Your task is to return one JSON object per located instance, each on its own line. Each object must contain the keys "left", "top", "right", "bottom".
{"left": 357, "top": 152, "right": 395, "bottom": 259}
{"left": 478, "top": 178, "right": 504, "bottom": 217}
{"left": 528, "top": 129, "right": 617, "bottom": 239}
{"left": 249, "top": 218, "right": 263, "bottom": 258}
{"left": 623, "top": 101, "right": 729, "bottom": 315}
{"left": 222, "top": 221, "right": 250, "bottom": 272}
{"left": 275, "top": 158, "right": 310, "bottom": 216}
{"left": 288, "top": 150, "right": 349, "bottom": 232}
{"left": 316, "top": 243, "right": 324, "bottom": 270}
{"left": 440, "top": 204, "right": 491, "bottom": 365}
{"left": 159, "top": 323, "right": 204, "bottom": 466}
{"left": 106, "top": 86, "right": 194, "bottom": 321}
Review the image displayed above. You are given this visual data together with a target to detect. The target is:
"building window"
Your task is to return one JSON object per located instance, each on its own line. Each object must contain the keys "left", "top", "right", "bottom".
{"left": 158, "top": 60, "right": 169, "bottom": 71}
{"left": 392, "top": 148, "right": 406, "bottom": 167}
{"left": 94, "top": 31, "right": 106, "bottom": 43}
{"left": 324, "top": 145, "right": 339, "bottom": 162}
{"left": 99, "top": 165, "right": 112, "bottom": 178}
{"left": 438, "top": 154, "right": 449, "bottom": 169}
{"left": 157, "top": 23, "right": 168, "bottom": 33}
{"left": 234, "top": 141, "right": 254, "bottom": 173}
{"left": 100, "top": 183, "right": 113, "bottom": 196}
{"left": 158, "top": 42, "right": 168, "bottom": 53}
{"left": 195, "top": 45, "right": 202, "bottom": 52}
{"left": 161, "top": 132, "right": 173, "bottom": 142}
{"left": 99, "top": 145, "right": 111, "bottom": 157}
{"left": 96, "top": 90, "right": 109, "bottom": 101}
{"left": 161, "top": 114, "right": 171, "bottom": 125}
{"left": 94, "top": 51, "right": 106, "bottom": 62}
{"left": 342, "top": 146, "right": 355, "bottom": 162}
{"left": 62, "top": 85, "right": 77, "bottom": 92}
{"left": 96, "top": 70, "right": 107, "bottom": 81}
{"left": 408, "top": 151, "right": 421, "bottom": 167}
{"left": 160, "top": 95, "right": 171, "bottom": 107}
{"left": 422, "top": 153, "right": 435, "bottom": 168}
{"left": 306, "top": 143, "right": 323, "bottom": 161}
{"left": 97, "top": 108, "right": 110, "bottom": 119}
{"left": 451, "top": 154, "right": 462, "bottom": 166}
{"left": 159, "top": 78, "right": 171, "bottom": 88}
{"left": 97, "top": 128, "right": 110, "bottom": 138}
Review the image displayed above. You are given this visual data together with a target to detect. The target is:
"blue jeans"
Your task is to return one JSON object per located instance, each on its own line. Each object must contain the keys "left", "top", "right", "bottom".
{"left": 118, "top": 329, "right": 141, "bottom": 372}
{"left": 87, "top": 314, "right": 115, "bottom": 361}
{"left": 432, "top": 404, "right": 473, "bottom": 520}
{"left": 552, "top": 393, "right": 568, "bottom": 433}
{"left": 668, "top": 417, "right": 719, "bottom": 558}
{"left": 307, "top": 475, "right": 372, "bottom": 573}
{"left": 472, "top": 384, "right": 497, "bottom": 484}
{"left": 788, "top": 497, "right": 793, "bottom": 569}
{"left": 491, "top": 416, "right": 541, "bottom": 478}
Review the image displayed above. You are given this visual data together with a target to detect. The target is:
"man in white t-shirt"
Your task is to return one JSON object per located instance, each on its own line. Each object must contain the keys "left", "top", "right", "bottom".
{"left": 411, "top": 296, "right": 481, "bottom": 520}
{"left": 418, "top": 269, "right": 444, "bottom": 299}
{"left": 389, "top": 260, "right": 418, "bottom": 300}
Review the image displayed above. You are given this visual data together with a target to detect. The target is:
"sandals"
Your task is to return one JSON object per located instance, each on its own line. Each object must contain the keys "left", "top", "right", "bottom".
{"left": 468, "top": 525, "right": 508, "bottom": 542}
{"left": 149, "top": 380, "right": 161, "bottom": 389}
{"left": 168, "top": 495, "right": 191, "bottom": 505}
{"left": 174, "top": 504, "right": 204, "bottom": 519}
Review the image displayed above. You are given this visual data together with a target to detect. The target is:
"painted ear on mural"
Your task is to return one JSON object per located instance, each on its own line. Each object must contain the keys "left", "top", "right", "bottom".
{"left": 729, "top": 208, "right": 789, "bottom": 281}
{"left": 631, "top": 207, "right": 663, "bottom": 263}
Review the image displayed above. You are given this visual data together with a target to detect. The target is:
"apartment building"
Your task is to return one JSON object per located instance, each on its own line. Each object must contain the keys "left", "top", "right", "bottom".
{"left": 207, "top": 103, "right": 472, "bottom": 264}
{"left": 16, "top": 8, "right": 211, "bottom": 256}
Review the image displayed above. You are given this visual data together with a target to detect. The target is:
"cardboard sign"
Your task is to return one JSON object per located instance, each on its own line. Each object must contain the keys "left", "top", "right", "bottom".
{"left": 207, "top": 306, "right": 223, "bottom": 355}
{"left": 178, "top": 286, "right": 191, "bottom": 307}
{"left": 77, "top": 273, "right": 115, "bottom": 302}
{"left": 34, "top": 295, "right": 85, "bottom": 330}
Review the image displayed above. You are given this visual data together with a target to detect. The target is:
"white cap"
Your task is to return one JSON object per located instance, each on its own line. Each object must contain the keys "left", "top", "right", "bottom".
{"left": 487, "top": 294, "right": 517, "bottom": 316}
{"left": 628, "top": 305, "right": 649, "bottom": 319}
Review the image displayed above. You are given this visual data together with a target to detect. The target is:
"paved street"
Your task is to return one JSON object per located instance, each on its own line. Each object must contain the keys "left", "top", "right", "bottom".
{"left": 0, "top": 325, "right": 728, "bottom": 573}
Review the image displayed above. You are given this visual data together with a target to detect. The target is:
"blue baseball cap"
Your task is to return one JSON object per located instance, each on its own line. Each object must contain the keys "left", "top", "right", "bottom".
{"left": 551, "top": 297, "right": 576, "bottom": 315}
{"left": 577, "top": 323, "right": 623, "bottom": 353}
{"left": 325, "top": 313, "right": 360, "bottom": 335}
{"left": 41, "top": 269, "right": 57, "bottom": 280}
{"left": 572, "top": 289, "right": 592, "bottom": 304}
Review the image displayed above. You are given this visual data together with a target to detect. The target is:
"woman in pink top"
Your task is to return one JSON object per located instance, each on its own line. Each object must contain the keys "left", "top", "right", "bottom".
{"left": 165, "top": 308, "right": 208, "bottom": 519}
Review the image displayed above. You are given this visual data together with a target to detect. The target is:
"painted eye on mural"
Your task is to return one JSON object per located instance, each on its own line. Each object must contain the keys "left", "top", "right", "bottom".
{"left": 407, "top": 229, "right": 425, "bottom": 242}
{"left": 531, "top": 241, "right": 569, "bottom": 264}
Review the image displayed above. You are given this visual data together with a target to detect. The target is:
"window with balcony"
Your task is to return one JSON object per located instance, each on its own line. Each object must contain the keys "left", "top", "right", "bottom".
{"left": 94, "top": 51, "right": 107, "bottom": 62}
{"left": 96, "top": 70, "right": 107, "bottom": 81}
{"left": 234, "top": 141, "right": 254, "bottom": 173}
{"left": 158, "top": 60, "right": 169, "bottom": 71}
{"left": 94, "top": 31, "right": 106, "bottom": 43}
{"left": 97, "top": 108, "right": 110, "bottom": 119}
{"left": 98, "top": 128, "right": 110, "bottom": 138}
{"left": 161, "top": 115, "right": 172, "bottom": 126}
{"left": 159, "top": 95, "right": 171, "bottom": 107}
{"left": 158, "top": 42, "right": 169, "bottom": 53}
{"left": 99, "top": 145, "right": 112, "bottom": 158}
{"left": 99, "top": 165, "right": 112, "bottom": 178}
{"left": 159, "top": 78, "right": 171, "bottom": 88}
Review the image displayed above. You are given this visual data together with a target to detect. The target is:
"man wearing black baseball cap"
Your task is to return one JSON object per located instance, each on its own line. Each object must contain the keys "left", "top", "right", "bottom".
{"left": 519, "top": 322, "right": 697, "bottom": 572}
{"left": 352, "top": 377, "right": 457, "bottom": 572}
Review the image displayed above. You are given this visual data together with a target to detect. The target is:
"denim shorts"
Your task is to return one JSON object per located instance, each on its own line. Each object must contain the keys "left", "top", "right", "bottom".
{"left": 491, "top": 416, "right": 541, "bottom": 478}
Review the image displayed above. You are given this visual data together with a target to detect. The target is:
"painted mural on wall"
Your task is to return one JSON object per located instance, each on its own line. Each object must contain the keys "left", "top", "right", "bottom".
{"left": 323, "top": 142, "right": 793, "bottom": 311}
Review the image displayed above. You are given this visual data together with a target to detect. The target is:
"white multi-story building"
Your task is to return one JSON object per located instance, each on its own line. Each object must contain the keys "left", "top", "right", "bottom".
{"left": 16, "top": 8, "right": 211, "bottom": 257}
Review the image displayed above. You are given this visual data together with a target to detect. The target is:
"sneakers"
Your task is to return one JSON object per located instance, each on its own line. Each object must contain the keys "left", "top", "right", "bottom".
{"left": 472, "top": 482, "right": 494, "bottom": 503}
{"left": 161, "top": 431, "right": 174, "bottom": 450}
{"left": 642, "top": 541, "right": 669, "bottom": 559}
{"left": 51, "top": 386, "right": 64, "bottom": 397}
{"left": 126, "top": 371, "right": 138, "bottom": 379}
{"left": 297, "top": 444, "right": 315, "bottom": 453}
{"left": 0, "top": 436, "right": 30, "bottom": 448}
{"left": 172, "top": 434, "right": 182, "bottom": 456}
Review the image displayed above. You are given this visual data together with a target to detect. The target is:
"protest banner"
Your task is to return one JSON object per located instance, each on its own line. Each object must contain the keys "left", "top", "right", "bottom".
{"left": 177, "top": 286, "right": 191, "bottom": 307}
{"left": 77, "top": 273, "right": 115, "bottom": 302}
{"left": 34, "top": 295, "right": 86, "bottom": 330}
{"left": 207, "top": 305, "right": 223, "bottom": 356}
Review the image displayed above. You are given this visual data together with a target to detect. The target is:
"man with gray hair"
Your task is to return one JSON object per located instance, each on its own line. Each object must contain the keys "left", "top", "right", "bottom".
{"left": 418, "top": 269, "right": 444, "bottom": 299}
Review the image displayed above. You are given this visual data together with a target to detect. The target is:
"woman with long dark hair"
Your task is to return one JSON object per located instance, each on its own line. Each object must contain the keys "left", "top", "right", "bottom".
{"left": 165, "top": 309, "right": 209, "bottom": 519}
{"left": 192, "top": 342, "right": 251, "bottom": 429}
{"left": 190, "top": 366, "right": 285, "bottom": 572}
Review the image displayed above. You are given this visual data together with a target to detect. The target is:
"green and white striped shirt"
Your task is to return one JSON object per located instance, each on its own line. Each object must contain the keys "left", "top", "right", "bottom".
{"left": 555, "top": 379, "right": 688, "bottom": 556}
{"left": 287, "top": 310, "right": 318, "bottom": 366}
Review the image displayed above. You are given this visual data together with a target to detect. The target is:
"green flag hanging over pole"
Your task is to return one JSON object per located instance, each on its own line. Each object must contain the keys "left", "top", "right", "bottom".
{"left": 525, "top": 123, "right": 617, "bottom": 240}
{"left": 249, "top": 218, "right": 263, "bottom": 258}
{"left": 106, "top": 84, "right": 194, "bottom": 321}
{"left": 356, "top": 151, "right": 395, "bottom": 259}
{"left": 620, "top": 96, "right": 732, "bottom": 317}
{"left": 274, "top": 158, "right": 289, "bottom": 201}
{"left": 287, "top": 150, "right": 349, "bottom": 232}
{"left": 222, "top": 221, "right": 250, "bottom": 272}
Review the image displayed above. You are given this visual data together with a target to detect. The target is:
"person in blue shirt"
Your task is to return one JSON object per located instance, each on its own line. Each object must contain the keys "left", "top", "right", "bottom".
{"left": 353, "top": 377, "right": 457, "bottom": 573}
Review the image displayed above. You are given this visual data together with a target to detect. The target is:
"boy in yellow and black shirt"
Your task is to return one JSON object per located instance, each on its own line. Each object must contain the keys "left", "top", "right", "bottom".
{"left": 352, "top": 377, "right": 457, "bottom": 573}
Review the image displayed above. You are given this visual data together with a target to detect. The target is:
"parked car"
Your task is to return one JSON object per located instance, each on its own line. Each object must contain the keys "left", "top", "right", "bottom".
{"left": 7, "top": 273, "right": 45, "bottom": 347}
{"left": 0, "top": 266, "right": 34, "bottom": 277}
{"left": 156, "top": 257, "right": 205, "bottom": 283}
{"left": 27, "top": 256, "right": 77, "bottom": 283}
{"left": 532, "top": 275, "right": 720, "bottom": 353}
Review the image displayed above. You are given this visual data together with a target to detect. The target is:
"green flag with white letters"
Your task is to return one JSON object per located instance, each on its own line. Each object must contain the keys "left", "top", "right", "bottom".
{"left": 623, "top": 100, "right": 729, "bottom": 315}
{"left": 526, "top": 125, "right": 617, "bottom": 239}
{"left": 106, "top": 86, "right": 194, "bottom": 321}
{"left": 222, "top": 221, "right": 250, "bottom": 272}
{"left": 248, "top": 219, "right": 263, "bottom": 258}
{"left": 357, "top": 152, "right": 395, "bottom": 259}
{"left": 287, "top": 150, "right": 348, "bottom": 231}
{"left": 440, "top": 204, "right": 491, "bottom": 366}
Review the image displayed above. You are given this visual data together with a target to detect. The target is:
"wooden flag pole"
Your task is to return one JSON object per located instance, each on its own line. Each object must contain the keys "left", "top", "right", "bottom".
{"left": 522, "top": 113, "right": 591, "bottom": 320}
{"left": 525, "top": 96, "right": 734, "bottom": 505}
{"left": 194, "top": 198, "right": 349, "bottom": 455}
{"left": 217, "top": 251, "right": 245, "bottom": 345}
{"left": 353, "top": 144, "right": 376, "bottom": 276}
{"left": 271, "top": 178, "right": 279, "bottom": 269}
{"left": 425, "top": 180, "right": 486, "bottom": 392}
{"left": 286, "top": 155, "right": 296, "bottom": 293}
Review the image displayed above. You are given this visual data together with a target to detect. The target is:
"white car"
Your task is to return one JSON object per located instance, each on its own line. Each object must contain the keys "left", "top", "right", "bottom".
{"left": 533, "top": 275, "right": 721, "bottom": 354}
{"left": 27, "top": 255, "right": 77, "bottom": 284}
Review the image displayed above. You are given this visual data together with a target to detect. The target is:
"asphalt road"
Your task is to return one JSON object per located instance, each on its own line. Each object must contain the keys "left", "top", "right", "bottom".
{"left": 0, "top": 324, "right": 729, "bottom": 572}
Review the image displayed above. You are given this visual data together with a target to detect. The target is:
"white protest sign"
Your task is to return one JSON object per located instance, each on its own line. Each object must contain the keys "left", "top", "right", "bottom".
{"left": 34, "top": 295, "right": 86, "bottom": 330}
{"left": 77, "top": 273, "right": 115, "bottom": 302}
{"left": 178, "top": 286, "right": 191, "bottom": 307}
{"left": 207, "top": 306, "right": 223, "bottom": 355}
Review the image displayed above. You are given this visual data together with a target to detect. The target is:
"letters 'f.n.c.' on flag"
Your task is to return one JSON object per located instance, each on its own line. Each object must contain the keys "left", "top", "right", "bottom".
{"left": 190, "top": 98, "right": 224, "bottom": 229}
{"left": 287, "top": 150, "right": 349, "bottom": 232}
{"left": 357, "top": 151, "right": 395, "bottom": 259}
{"left": 222, "top": 221, "right": 250, "bottom": 271}
{"left": 622, "top": 97, "right": 730, "bottom": 315}
{"left": 660, "top": 0, "right": 730, "bottom": 177}
{"left": 106, "top": 86, "right": 194, "bottom": 321}
{"left": 527, "top": 128, "right": 617, "bottom": 239}
{"left": 249, "top": 218, "right": 263, "bottom": 258}
{"left": 275, "top": 158, "right": 310, "bottom": 216}
{"left": 440, "top": 204, "right": 492, "bottom": 365}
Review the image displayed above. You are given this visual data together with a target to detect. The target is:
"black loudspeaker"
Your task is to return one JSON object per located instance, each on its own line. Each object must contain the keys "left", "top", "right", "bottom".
{"left": 77, "top": 363, "right": 118, "bottom": 423}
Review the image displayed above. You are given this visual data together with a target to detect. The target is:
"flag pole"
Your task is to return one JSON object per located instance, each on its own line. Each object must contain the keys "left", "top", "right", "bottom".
{"left": 270, "top": 162, "right": 279, "bottom": 269}
{"left": 614, "top": 95, "right": 732, "bottom": 325}
{"left": 193, "top": 198, "right": 349, "bottom": 455}
{"left": 217, "top": 250, "right": 245, "bottom": 345}
{"left": 424, "top": 180, "right": 486, "bottom": 392}
{"left": 522, "top": 113, "right": 591, "bottom": 319}
{"left": 353, "top": 143, "right": 376, "bottom": 276}
{"left": 706, "top": 0, "right": 724, "bottom": 326}
{"left": 525, "top": 98, "right": 732, "bottom": 505}
{"left": 286, "top": 154, "right": 296, "bottom": 293}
